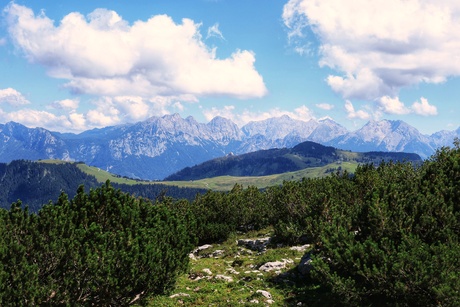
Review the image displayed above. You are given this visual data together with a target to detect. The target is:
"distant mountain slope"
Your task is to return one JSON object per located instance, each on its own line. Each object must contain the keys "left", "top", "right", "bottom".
{"left": 0, "top": 160, "right": 206, "bottom": 212}
{"left": 0, "top": 160, "right": 100, "bottom": 212}
{"left": 328, "top": 120, "right": 435, "bottom": 158}
{"left": 165, "top": 141, "right": 421, "bottom": 181}
{"left": 0, "top": 115, "right": 457, "bottom": 180}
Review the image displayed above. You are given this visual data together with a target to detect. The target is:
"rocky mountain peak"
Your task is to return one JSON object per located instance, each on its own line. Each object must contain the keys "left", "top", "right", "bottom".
{"left": 0, "top": 115, "right": 457, "bottom": 179}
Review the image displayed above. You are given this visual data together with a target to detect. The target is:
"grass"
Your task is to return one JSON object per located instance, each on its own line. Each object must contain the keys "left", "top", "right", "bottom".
{"left": 75, "top": 163, "right": 143, "bottom": 185}
{"left": 146, "top": 228, "right": 320, "bottom": 306}
{"left": 38, "top": 159, "right": 359, "bottom": 191}
{"left": 163, "top": 161, "right": 358, "bottom": 190}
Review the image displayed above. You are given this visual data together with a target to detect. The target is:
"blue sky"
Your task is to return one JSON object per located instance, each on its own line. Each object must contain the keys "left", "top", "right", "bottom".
{"left": 0, "top": 0, "right": 459, "bottom": 134}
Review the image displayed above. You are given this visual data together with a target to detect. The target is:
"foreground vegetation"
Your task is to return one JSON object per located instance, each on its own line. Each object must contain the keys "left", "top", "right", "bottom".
{"left": 0, "top": 142, "right": 459, "bottom": 305}
{"left": 0, "top": 182, "right": 196, "bottom": 305}
{"left": 151, "top": 228, "right": 312, "bottom": 306}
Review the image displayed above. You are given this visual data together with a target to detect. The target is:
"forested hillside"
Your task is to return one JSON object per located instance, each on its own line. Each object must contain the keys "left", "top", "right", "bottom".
{"left": 0, "top": 141, "right": 459, "bottom": 305}
{"left": 165, "top": 140, "right": 421, "bottom": 181}
{"left": 0, "top": 160, "right": 206, "bottom": 212}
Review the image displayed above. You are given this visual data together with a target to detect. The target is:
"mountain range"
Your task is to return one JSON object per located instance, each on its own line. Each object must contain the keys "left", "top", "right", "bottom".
{"left": 0, "top": 114, "right": 458, "bottom": 180}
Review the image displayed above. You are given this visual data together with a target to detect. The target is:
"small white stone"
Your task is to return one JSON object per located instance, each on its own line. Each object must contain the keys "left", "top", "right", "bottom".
{"left": 215, "top": 274, "right": 234, "bottom": 282}
{"left": 169, "top": 293, "right": 190, "bottom": 298}
{"left": 256, "top": 290, "right": 272, "bottom": 299}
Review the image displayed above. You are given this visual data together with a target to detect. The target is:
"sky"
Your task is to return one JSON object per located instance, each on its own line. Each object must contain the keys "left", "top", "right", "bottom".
{"left": 0, "top": 0, "right": 459, "bottom": 134}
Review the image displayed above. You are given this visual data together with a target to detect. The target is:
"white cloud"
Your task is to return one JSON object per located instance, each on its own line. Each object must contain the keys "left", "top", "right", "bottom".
{"left": 315, "top": 103, "right": 334, "bottom": 110}
{"left": 112, "top": 96, "right": 149, "bottom": 121}
{"left": 0, "top": 108, "right": 86, "bottom": 131}
{"left": 207, "top": 23, "right": 224, "bottom": 40}
{"left": 0, "top": 89, "right": 202, "bottom": 132}
{"left": 0, "top": 37, "right": 6, "bottom": 45}
{"left": 375, "top": 96, "right": 437, "bottom": 117}
{"left": 344, "top": 100, "right": 370, "bottom": 120}
{"left": 411, "top": 97, "right": 438, "bottom": 116}
{"left": 377, "top": 96, "right": 410, "bottom": 115}
{"left": 0, "top": 88, "right": 30, "bottom": 106}
{"left": 49, "top": 98, "right": 79, "bottom": 110}
{"left": 173, "top": 101, "right": 185, "bottom": 112}
{"left": 203, "top": 105, "right": 314, "bottom": 126}
{"left": 5, "top": 4, "right": 267, "bottom": 101}
{"left": 283, "top": 0, "right": 460, "bottom": 101}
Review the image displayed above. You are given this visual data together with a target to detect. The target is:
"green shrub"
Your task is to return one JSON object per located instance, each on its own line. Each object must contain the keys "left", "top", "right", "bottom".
{"left": 0, "top": 181, "right": 195, "bottom": 305}
{"left": 310, "top": 146, "right": 460, "bottom": 306}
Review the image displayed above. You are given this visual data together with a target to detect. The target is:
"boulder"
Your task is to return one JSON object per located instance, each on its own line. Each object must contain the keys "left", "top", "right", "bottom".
{"left": 237, "top": 237, "right": 271, "bottom": 252}
{"left": 297, "top": 253, "right": 313, "bottom": 276}
{"left": 258, "top": 259, "right": 293, "bottom": 272}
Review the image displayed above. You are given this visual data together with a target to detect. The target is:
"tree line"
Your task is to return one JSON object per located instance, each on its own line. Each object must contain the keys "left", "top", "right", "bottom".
{"left": 0, "top": 141, "right": 459, "bottom": 305}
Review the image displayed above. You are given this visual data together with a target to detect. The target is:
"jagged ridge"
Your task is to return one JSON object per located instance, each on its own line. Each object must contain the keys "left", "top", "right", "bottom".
{"left": 0, "top": 115, "right": 457, "bottom": 180}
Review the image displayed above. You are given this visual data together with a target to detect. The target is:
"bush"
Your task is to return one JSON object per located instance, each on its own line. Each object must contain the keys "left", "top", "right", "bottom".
{"left": 0, "top": 181, "right": 195, "bottom": 305}
{"left": 309, "top": 147, "right": 460, "bottom": 306}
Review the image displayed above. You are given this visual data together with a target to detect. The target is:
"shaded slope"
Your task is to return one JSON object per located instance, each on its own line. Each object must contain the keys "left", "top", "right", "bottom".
{"left": 165, "top": 141, "right": 422, "bottom": 181}
{"left": 0, "top": 160, "right": 206, "bottom": 212}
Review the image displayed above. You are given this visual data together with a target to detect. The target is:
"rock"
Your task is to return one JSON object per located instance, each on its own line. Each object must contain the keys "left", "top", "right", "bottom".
{"left": 188, "top": 253, "right": 197, "bottom": 260}
{"left": 190, "top": 244, "right": 225, "bottom": 259}
{"left": 256, "top": 290, "right": 272, "bottom": 299}
{"left": 258, "top": 259, "right": 293, "bottom": 272}
{"left": 297, "top": 253, "right": 313, "bottom": 276}
{"left": 215, "top": 274, "right": 234, "bottom": 282}
{"left": 189, "top": 272, "right": 204, "bottom": 281}
{"left": 237, "top": 237, "right": 271, "bottom": 252}
{"left": 202, "top": 268, "right": 212, "bottom": 276}
{"left": 169, "top": 293, "right": 190, "bottom": 298}
{"left": 290, "top": 244, "right": 311, "bottom": 252}
{"left": 211, "top": 249, "right": 225, "bottom": 257}
{"left": 194, "top": 244, "right": 212, "bottom": 253}
{"left": 226, "top": 267, "right": 240, "bottom": 275}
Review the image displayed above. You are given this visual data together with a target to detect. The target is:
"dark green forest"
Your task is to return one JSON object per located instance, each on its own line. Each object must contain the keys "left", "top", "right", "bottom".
{"left": 165, "top": 140, "right": 421, "bottom": 181}
{"left": 0, "top": 160, "right": 206, "bottom": 212}
{"left": 0, "top": 141, "right": 459, "bottom": 305}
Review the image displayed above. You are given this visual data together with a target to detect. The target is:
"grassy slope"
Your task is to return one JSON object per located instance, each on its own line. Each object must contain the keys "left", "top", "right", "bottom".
{"left": 148, "top": 228, "right": 322, "bottom": 306}
{"left": 165, "top": 162, "right": 357, "bottom": 190}
{"left": 72, "top": 161, "right": 358, "bottom": 191}
{"left": 38, "top": 159, "right": 357, "bottom": 191}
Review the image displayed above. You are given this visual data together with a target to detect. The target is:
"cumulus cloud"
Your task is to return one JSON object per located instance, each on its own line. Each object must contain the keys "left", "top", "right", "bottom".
{"left": 283, "top": 0, "right": 460, "bottom": 108}
{"left": 411, "top": 97, "right": 438, "bottom": 116}
{"left": 49, "top": 98, "right": 79, "bottom": 110}
{"left": 0, "top": 88, "right": 30, "bottom": 106}
{"left": 315, "top": 103, "right": 334, "bottom": 110}
{"left": 0, "top": 108, "right": 88, "bottom": 132}
{"left": 5, "top": 3, "right": 267, "bottom": 101}
{"left": 203, "top": 105, "right": 314, "bottom": 126}
{"left": 0, "top": 92, "right": 200, "bottom": 132}
{"left": 377, "top": 96, "right": 410, "bottom": 115}
{"left": 344, "top": 100, "right": 370, "bottom": 120}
